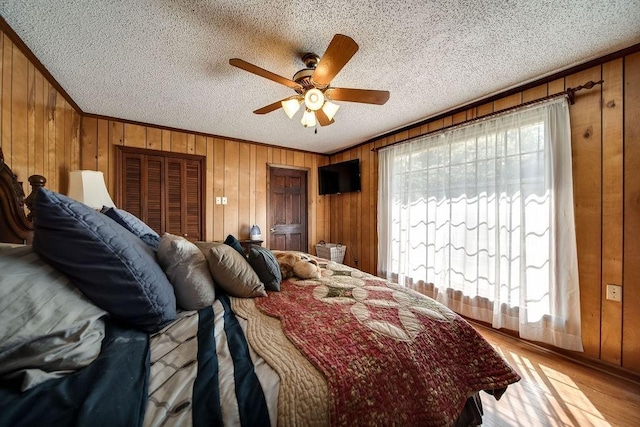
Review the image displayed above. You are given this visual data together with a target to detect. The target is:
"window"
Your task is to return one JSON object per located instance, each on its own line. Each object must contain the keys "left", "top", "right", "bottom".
{"left": 378, "top": 98, "right": 582, "bottom": 351}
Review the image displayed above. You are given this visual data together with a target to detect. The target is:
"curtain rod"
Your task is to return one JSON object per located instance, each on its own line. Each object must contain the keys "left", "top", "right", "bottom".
{"left": 371, "top": 80, "right": 603, "bottom": 152}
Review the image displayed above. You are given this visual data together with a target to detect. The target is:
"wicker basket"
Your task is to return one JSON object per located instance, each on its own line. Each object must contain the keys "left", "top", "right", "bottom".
{"left": 315, "top": 243, "right": 346, "bottom": 263}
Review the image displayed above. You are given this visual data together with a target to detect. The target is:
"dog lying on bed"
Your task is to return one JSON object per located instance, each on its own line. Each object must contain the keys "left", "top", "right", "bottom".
{"left": 271, "top": 251, "right": 321, "bottom": 280}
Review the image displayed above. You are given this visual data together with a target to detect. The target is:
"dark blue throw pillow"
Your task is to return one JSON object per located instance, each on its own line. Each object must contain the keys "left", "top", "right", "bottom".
{"left": 33, "top": 189, "right": 176, "bottom": 333}
{"left": 224, "top": 234, "right": 246, "bottom": 257}
{"left": 100, "top": 206, "right": 161, "bottom": 251}
{"left": 247, "top": 246, "right": 282, "bottom": 291}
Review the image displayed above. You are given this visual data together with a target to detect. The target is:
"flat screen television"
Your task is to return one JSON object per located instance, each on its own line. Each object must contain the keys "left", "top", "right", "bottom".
{"left": 318, "top": 159, "right": 361, "bottom": 195}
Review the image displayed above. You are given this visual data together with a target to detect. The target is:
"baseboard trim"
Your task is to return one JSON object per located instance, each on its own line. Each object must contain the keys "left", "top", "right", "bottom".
{"left": 466, "top": 318, "right": 640, "bottom": 386}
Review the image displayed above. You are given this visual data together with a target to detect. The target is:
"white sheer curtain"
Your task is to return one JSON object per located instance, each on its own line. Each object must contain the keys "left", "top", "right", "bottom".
{"left": 378, "top": 97, "right": 582, "bottom": 351}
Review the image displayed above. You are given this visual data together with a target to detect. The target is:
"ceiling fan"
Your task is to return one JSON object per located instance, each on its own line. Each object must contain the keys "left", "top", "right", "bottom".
{"left": 229, "top": 34, "right": 390, "bottom": 128}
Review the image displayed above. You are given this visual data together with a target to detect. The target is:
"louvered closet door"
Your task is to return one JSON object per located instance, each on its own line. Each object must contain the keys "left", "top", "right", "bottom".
{"left": 145, "top": 156, "right": 165, "bottom": 232}
{"left": 184, "top": 160, "right": 202, "bottom": 241}
{"left": 117, "top": 147, "right": 204, "bottom": 241}
{"left": 165, "top": 159, "right": 184, "bottom": 237}
{"left": 122, "top": 153, "right": 144, "bottom": 218}
{"left": 121, "top": 152, "right": 165, "bottom": 232}
{"left": 165, "top": 158, "right": 202, "bottom": 240}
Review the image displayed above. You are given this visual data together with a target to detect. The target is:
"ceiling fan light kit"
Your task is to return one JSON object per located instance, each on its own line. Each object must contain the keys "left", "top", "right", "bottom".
{"left": 304, "top": 88, "right": 325, "bottom": 111}
{"left": 301, "top": 109, "right": 317, "bottom": 127}
{"left": 322, "top": 101, "right": 340, "bottom": 121}
{"left": 282, "top": 98, "right": 302, "bottom": 119}
{"left": 229, "top": 34, "right": 389, "bottom": 129}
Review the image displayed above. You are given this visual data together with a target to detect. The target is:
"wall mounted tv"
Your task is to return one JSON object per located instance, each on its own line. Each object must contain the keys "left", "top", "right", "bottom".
{"left": 318, "top": 159, "right": 361, "bottom": 195}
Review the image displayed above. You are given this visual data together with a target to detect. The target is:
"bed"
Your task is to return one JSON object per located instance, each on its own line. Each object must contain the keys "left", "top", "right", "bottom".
{"left": 0, "top": 149, "right": 520, "bottom": 426}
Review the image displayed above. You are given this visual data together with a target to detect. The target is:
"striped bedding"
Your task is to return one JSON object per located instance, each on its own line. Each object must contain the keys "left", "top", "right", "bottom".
{"left": 0, "top": 292, "right": 280, "bottom": 427}
{"left": 144, "top": 294, "right": 279, "bottom": 427}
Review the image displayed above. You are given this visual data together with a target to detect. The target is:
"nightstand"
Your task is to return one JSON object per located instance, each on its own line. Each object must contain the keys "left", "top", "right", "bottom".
{"left": 238, "top": 239, "right": 264, "bottom": 255}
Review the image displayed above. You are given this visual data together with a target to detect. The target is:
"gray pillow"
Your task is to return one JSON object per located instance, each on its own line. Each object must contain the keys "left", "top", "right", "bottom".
{"left": 248, "top": 246, "right": 282, "bottom": 291}
{"left": 157, "top": 233, "right": 216, "bottom": 310}
{"left": 33, "top": 188, "right": 177, "bottom": 333}
{"left": 196, "top": 242, "right": 266, "bottom": 298}
{"left": 101, "top": 206, "right": 161, "bottom": 251}
{"left": 0, "top": 245, "right": 106, "bottom": 391}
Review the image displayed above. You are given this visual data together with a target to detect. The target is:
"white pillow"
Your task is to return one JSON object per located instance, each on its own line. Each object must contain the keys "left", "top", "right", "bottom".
{"left": 157, "top": 233, "right": 216, "bottom": 310}
{"left": 0, "top": 245, "right": 106, "bottom": 391}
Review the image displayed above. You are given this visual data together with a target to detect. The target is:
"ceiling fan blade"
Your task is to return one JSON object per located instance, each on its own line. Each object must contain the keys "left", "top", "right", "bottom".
{"left": 230, "top": 58, "right": 302, "bottom": 90}
{"left": 315, "top": 109, "right": 334, "bottom": 126}
{"left": 253, "top": 101, "right": 283, "bottom": 115}
{"left": 311, "top": 34, "right": 359, "bottom": 87}
{"left": 252, "top": 98, "right": 287, "bottom": 115}
{"left": 326, "top": 87, "right": 390, "bottom": 105}
{"left": 254, "top": 95, "right": 302, "bottom": 115}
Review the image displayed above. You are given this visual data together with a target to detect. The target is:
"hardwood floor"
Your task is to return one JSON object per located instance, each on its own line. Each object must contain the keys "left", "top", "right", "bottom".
{"left": 471, "top": 323, "right": 640, "bottom": 426}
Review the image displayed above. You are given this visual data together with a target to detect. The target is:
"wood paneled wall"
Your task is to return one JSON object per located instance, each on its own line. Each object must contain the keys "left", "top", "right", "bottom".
{"left": 79, "top": 118, "right": 331, "bottom": 249}
{"left": 0, "top": 31, "right": 80, "bottom": 194}
{"left": 329, "top": 53, "right": 640, "bottom": 373}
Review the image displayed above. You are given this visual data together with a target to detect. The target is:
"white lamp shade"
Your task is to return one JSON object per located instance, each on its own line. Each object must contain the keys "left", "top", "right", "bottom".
{"left": 67, "top": 170, "right": 115, "bottom": 209}
{"left": 281, "top": 98, "right": 301, "bottom": 119}
{"left": 304, "top": 88, "right": 325, "bottom": 111}
{"left": 301, "top": 109, "right": 317, "bottom": 127}
{"left": 322, "top": 100, "right": 340, "bottom": 121}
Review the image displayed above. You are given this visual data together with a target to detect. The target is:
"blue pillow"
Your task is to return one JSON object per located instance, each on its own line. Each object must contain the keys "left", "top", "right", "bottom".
{"left": 101, "top": 206, "right": 161, "bottom": 251}
{"left": 224, "top": 234, "right": 245, "bottom": 257}
{"left": 248, "top": 246, "right": 282, "bottom": 291}
{"left": 33, "top": 189, "right": 176, "bottom": 333}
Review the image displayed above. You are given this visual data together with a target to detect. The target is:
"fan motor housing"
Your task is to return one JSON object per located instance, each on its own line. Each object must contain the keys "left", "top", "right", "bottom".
{"left": 293, "top": 69, "right": 315, "bottom": 92}
{"left": 302, "top": 52, "right": 320, "bottom": 68}
{"left": 293, "top": 53, "right": 321, "bottom": 93}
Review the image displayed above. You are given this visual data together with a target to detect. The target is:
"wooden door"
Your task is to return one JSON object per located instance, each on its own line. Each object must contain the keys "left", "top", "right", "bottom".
{"left": 121, "top": 152, "right": 165, "bottom": 230}
{"left": 165, "top": 158, "right": 184, "bottom": 237}
{"left": 184, "top": 160, "right": 203, "bottom": 240}
{"left": 164, "top": 157, "right": 203, "bottom": 240}
{"left": 117, "top": 147, "right": 204, "bottom": 241}
{"left": 269, "top": 167, "right": 308, "bottom": 251}
{"left": 145, "top": 156, "right": 165, "bottom": 233}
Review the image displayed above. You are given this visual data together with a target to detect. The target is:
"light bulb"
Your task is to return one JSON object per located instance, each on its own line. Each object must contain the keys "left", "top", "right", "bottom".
{"left": 321, "top": 101, "right": 340, "bottom": 121}
{"left": 281, "top": 98, "right": 301, "bottom": 119}
{"left": 304, "top": 88, "right": 324, "bottom": 111}
{"left": 301, "top": 109, "right": 317, "bottom": 127}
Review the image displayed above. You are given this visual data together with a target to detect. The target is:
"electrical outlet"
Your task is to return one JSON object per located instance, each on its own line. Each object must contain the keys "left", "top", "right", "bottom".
{"left": 606, "top": 284, "right": 622, "bottom": 302}
{"left": 216, "top": 196, "right": 221, "bottom": 205}
{"left": 222, "top": 196, "right": 227, "bottom": 205}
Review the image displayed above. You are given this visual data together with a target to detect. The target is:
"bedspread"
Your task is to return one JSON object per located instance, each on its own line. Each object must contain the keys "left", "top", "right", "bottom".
{"left": 254, "top": 260, "right": 520, "bottom": 426}
{"left": 232, "top": 298, "right": 330, "bottom": 426}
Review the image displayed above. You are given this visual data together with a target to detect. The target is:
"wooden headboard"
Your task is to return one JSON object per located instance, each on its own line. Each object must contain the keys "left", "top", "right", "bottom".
{"left": 0, "top": 147, "right": 46, "bottom": 244}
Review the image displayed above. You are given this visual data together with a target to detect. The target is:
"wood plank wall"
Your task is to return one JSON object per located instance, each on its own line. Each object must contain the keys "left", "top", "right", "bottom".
{"left": 0, "top": 31, "right": 80, "bottom": 194}
{"left": 79, "top": 118, "right": 331, "bottom": 249}
{"left": 329, "top": 53, "right": 640, "bottom": 373}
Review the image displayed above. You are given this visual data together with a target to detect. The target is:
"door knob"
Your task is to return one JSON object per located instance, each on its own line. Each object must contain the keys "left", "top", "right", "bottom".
{"left": 270, "top": 228, "right": 276, "bottom": 232}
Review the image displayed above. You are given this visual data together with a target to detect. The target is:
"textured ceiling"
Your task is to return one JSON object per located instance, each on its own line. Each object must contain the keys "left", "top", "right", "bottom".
{"left": 1, "top": 1, "right": 639, "bottom": 154}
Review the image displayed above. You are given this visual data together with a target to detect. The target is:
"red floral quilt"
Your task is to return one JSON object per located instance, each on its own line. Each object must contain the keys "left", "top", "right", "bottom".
{"left": 255, "top": 260, "right": 520, "bottom": 426}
